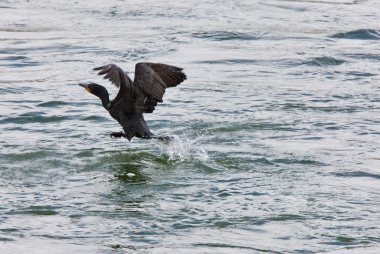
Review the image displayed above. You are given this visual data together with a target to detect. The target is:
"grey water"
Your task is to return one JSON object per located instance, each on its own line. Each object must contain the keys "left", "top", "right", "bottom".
{"left": 1, "top": 0, "right": 380, "bottom": 253}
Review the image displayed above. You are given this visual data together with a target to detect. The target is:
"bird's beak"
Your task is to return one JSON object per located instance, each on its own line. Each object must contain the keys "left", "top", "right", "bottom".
{"left": 79, "top": 83, "right": 91, "bottom": 93}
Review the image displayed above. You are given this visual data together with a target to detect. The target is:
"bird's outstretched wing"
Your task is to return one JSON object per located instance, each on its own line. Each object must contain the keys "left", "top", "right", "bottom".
{"left": 133, "top": 62, "right": 186, "bottom": 113}
{"left": 93, "top": 64, "right": 133, "bottom": 91}
{"left": 94, "top": 62, "right": 186, "bottom": 113}
{"left": 94, "top": 64, "right": 135, "bottom": 110}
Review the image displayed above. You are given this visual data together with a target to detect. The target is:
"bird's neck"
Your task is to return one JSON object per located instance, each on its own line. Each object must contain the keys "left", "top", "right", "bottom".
{"left": 100, "top": 96, "right": 110, "bottom": 110}
{"left": 97, "top": 93, "right": 110, "bottom": 110}
{"left": 93, "top": 86, "right": 110, "bottom": 110}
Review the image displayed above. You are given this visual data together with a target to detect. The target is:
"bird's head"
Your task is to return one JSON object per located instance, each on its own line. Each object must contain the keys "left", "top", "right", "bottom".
{"left": 79, "top": 82, "right": 110, "bottom": 109}
{"left": 79, "top": 82, "right": 105, "bottom": 95}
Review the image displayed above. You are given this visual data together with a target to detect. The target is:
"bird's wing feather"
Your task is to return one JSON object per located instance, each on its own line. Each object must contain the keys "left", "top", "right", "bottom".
{"left": 133, "top": 62, "right": 186, "bottom": 113}
{"left": 134, "top": 62, "right": 186, "bottom": 103}
{"left": 94, "top": 64, "right": 135, "bottom": 110}
{"left": 93, "top": 63, "right": 186, "bottom": 114}
{"left": 94, "top": 64, "right": 133, "bottom": 91}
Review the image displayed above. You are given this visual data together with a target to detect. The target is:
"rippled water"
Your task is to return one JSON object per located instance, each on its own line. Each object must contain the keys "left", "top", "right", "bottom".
{"left": 1, "top": 0, "right": 380, "bottom": 253}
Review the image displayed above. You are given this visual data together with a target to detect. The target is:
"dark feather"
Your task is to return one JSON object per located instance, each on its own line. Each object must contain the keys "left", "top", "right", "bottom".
{"left": 134, "top": 62, "right": 186, "bottom": 104}
{"left": 93, "top": 62, "right": 186, "bottom": 114}
{"left": 94, "top": 64, "right": 133, "bottom": 90}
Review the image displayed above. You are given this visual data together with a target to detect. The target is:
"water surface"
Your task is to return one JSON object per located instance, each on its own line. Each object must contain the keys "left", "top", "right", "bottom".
{"left": 1, "top": 0, "right": 380, "bottom": 253}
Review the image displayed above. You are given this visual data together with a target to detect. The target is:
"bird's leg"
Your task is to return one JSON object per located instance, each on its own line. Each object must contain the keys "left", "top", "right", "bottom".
{"left": 110, "top": 131, "right": 126, "bottom": 139}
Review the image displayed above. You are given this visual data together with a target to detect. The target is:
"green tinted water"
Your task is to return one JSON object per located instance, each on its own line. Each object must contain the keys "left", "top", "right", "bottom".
{"left": 1, "top": 0, "right": 380, "bottom": 253}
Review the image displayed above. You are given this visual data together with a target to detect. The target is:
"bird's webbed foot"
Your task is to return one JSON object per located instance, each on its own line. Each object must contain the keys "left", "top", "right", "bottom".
{"left": 110, "top": 131, "right": 126, "bottom": 139}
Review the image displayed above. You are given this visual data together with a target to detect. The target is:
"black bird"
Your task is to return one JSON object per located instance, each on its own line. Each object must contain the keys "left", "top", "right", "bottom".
{"left": 79, "top": 62, "right": 186, "bottom": 141}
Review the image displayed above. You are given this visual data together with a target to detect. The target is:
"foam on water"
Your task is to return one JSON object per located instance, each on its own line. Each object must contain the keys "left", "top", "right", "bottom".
{"left": 153, "top": 134, "right": 209, "bottom": 162}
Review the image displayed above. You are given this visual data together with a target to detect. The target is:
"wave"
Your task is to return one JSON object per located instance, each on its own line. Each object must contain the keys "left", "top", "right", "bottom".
{"left": 9, "top": 205, "right": 59, "bottom": 216}
{"left": 301, "top": 56, "right": 345, "bottom": 66}
{"left": 193, "top": 59, "right": 258, "bottom": 65}
{"left": 192, "top": 31, "right": 264, "bottom": 41}
{"left": 0, "top": 113, "right": 69, "bottom": 124}
{"left": 330, "top": 29, "right": 380, "bottom": 40}
{"left": 37, "top": 101, "right": 69, "bottom": 108}
{"left": 212, "top": 121, "right": 296, "bottom": 133}
{"left": 334, "top": 171, "right": 380, "bottom": 180}
{"left": 344, "top": 53, "right": 380, "bottom": 61}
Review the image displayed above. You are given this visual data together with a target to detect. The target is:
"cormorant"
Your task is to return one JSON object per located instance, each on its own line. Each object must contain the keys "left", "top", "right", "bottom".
{"left": 79, "top": 62, "right": 186, "bottom": 141}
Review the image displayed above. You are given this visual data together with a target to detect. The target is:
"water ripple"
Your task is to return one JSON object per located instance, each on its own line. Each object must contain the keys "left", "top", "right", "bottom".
{"left": 0, "top": 113, "right": 70, "bottom": 124}
{"left": 334, "top": 171, "right": 380, "bottom": 180}
{"left": 191, "top": 31, "right": 265, "bottom": 41}
{"left": 330, "top": 29, "right": 380, "bottom": 40}
{"left": 192, "top": 59, "right": 258, "bottom": 65}
{"left": 9, "top": 205, "right": 59, "bottom": 216}
{"left": 1, "top": 0, "right": 380, "bottom": 253}
{"left": 301, "top": 56, "right": 345, "bottom": 66}
{"left": 36, "top": 101, "right": 69, "bottom": 107}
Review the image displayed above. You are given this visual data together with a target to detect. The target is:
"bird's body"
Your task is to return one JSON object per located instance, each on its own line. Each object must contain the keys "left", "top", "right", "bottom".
{"left": 80, "top": 62, "right": 186, "bottom": 141}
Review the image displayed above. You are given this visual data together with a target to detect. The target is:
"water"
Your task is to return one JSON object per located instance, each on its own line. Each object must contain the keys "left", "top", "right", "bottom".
{"left": 1, "top": 0, "right": 380, "bottom": 253}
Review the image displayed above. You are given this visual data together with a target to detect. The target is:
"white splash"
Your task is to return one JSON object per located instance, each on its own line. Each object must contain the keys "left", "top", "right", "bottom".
{"left": 153, "top": 134, "right": 209, "bottom": 162}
